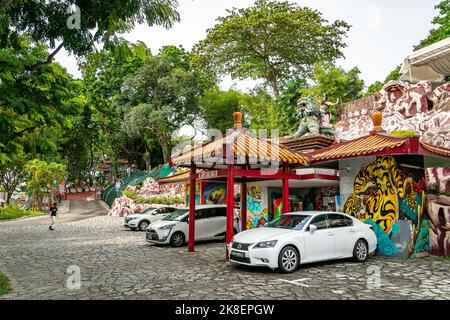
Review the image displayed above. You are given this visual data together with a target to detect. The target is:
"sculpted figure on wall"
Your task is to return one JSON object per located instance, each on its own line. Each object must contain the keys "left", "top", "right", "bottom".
{"left": 294, "top": 95, "right": 336, "bottom": 138}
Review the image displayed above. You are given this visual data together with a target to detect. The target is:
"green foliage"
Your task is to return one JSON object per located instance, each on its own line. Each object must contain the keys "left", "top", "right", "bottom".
{"left": 310, "top": 64, "right": 364, "bottom": 104}
{"left": 0, "top": 0, "right": 180, "bottom": 59}
{"left": 200, "top": 89, "right": 242, "bottom": 133}
{"left": 0, "top": 272, "right": 12, "bottom": 295}
{"left": 390, "top": 130, "right": 418, "bottom": 138}
{"left": 0, "top": 204, "right": 45, "bottom": 221}
{"left": 415, "top": 0, "right": 450, "bottom": 50}
{"left": 0, "top": 35, "right": 80, "bottom": 163}
{"left": 23, "top": 159, "right": 66, "bottom": 209}
{"left": 122, "top": 190, "right": 137, "bottom": 200}
{"left": 240, "top": 87, "right": 280, "bottom": 132}
{"left": 0, "top": 152, "right": 28, "bottom": 203}
{"left": 194, "top": 0, "right": 350, "bottom": 96}
{"left": 121, "top": 46, "right": 211, "bottom": 161}
{"left": 135, "top": 197, "right": 184, "bottom": 205}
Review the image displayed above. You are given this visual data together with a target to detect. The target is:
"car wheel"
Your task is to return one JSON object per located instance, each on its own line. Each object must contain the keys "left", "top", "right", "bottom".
{"left": 138, "top": 220, "right": 149, "bottom": 231}
{"left": 353, "top": 239, "right": 368, "bottom": 262}
{"left": 278, "top": 246, "right": 299, "bottom": 274}
{"left": 170, "top": 232, "right": 185, "bottom": 247}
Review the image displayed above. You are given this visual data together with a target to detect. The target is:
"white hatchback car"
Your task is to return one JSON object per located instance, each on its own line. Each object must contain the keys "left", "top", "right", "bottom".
{"left": 146, "top": 204, "right": 240, "bottom": 247}
{"left": 229, "top": 211, "right": 377, "bottom": 273}
{"left": 124, "top": 206, "right": 178, "bottom": 231}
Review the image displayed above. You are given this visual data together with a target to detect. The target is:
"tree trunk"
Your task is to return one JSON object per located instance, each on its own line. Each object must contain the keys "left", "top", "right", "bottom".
{"left": 267, "top": 70, "right": 279, "bottom": 98}
{"left": 159, "top": 133, "right": 172, "bottom": 163}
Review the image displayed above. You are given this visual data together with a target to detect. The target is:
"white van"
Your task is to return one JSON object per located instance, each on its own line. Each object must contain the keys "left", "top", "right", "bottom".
{"left": 146, "top": 205, "right": 240, "bottom": 247}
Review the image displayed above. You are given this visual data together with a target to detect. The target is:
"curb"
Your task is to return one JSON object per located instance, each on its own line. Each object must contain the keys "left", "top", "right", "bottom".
{"left": 98, "top": 200, "right": 110, "bottom": 211}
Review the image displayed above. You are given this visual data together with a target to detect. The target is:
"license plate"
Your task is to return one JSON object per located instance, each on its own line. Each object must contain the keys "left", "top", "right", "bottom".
{"left": 231, "top": 251, "right": 245, "bottom": 258}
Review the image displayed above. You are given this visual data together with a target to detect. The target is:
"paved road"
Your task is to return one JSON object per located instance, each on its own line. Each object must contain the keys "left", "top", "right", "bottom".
{"left": 0, "top": 203, "right": 449, "bottom": 300}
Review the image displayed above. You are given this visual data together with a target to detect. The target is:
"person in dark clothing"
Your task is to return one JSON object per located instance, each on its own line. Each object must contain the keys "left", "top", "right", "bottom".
{"left": 49, "top": 202, "right": 58, "bottom": 231}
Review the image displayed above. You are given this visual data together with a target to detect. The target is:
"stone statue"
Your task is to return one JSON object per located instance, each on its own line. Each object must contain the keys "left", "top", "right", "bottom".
{"left": 293, "top": 95, "right": 336, "bottom": 138}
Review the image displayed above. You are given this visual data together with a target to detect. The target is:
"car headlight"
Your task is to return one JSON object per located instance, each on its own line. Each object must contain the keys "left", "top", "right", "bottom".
{"left": 127, "top": 217, "right": 138, "bottom": 221}
{"left": 254, "top": 240, "right": 278, "bottom": 249}
{"left": 159, "top": 224, "right": 175, "bottom": 230}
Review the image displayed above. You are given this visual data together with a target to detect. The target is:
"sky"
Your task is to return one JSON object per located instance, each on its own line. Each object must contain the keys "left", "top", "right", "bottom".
{"left": 55, "top": 0, "right": 441, "bottom": 91}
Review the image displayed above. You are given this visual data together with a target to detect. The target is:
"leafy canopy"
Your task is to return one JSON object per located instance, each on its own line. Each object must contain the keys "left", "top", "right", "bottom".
{"left": 194, "top": 0, "right": 350, "bottom": 96}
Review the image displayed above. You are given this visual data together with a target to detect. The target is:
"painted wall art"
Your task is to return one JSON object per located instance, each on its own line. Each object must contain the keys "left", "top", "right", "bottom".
{"left": 202, "top": 182, "right": 226, "bottom": 204}
{"left": 343, "top": 155, "right": 429, "bottom": 259}
{"left": 428, "top": 200, "right": 450, "bottom": 256}
{"left": 247, "top": 186, "right": 269, "bottom": 229}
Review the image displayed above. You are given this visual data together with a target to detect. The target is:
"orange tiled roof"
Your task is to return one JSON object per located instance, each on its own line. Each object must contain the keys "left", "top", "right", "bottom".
{"left": 170, "top": 130, "right": 309, "bottom": 166}
{"left": 311, "top": 134, "right": 408, "bottom": 162}
{"left": 158, "top": 171, "right": 190, "bottom": 184}
{"left": 421, "top": 142, "right": 450, "bottom": 157}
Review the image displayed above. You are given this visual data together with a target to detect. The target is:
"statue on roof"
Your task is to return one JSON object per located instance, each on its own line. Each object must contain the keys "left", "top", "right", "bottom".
{"left": 293, "top": 95, "right": 336, "bottom": 138}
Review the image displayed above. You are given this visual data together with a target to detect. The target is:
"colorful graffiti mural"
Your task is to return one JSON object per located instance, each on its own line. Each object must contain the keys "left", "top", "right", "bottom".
{"left": 343, "top": 155, "right": 429, "bottom": 258}
{"left": 247, "top": 186, "right": 269, "bottom": 229}
{"left": 202, "top": 182, "right": 226, "bottom": 204}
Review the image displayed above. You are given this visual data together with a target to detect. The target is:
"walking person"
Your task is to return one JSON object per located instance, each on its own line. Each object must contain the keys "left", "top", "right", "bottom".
{"left": 49, "top": 202, "right": 58, "bottom": 231}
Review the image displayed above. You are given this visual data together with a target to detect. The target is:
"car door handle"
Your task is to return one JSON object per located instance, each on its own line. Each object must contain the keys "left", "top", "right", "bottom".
{"left": 349, "top": 229, "right": 356, "bottom": 233}
{"left": 327, "top": 232, "right": 334, "bottom": 236}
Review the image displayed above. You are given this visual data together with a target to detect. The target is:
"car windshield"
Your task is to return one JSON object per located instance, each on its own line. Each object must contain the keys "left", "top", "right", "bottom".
{"left": 142, "top": 208, "right": 158, "bottom": 214}
{"left": 265, "top": 215, "right": 311, "bottom": 230}
{"left": 163, "top": 209, "right": 188, "bottom": 221}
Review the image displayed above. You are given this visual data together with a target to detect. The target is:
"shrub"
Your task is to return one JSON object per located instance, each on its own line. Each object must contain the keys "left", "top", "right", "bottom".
{"left": 0, "top": 205, "right": 45, "bottom": 220}
{"left": 122, "top": 190, "right": 137, "bottom": 200}
{"left": 390, "top": 130, "right": 418, "bottom": 138}
{"left": 135, "top": 197, "right": 184, "bottom": 205}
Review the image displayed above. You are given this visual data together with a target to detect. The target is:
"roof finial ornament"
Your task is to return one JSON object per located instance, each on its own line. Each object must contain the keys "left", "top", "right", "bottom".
{"left": 371, "top": 111, "right": 386, "bottom": 134}
{"left": 233, "top": 112, "right": 242, "bottom": 129}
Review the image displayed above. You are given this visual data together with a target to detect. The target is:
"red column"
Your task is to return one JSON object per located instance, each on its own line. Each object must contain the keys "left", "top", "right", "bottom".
{"left": 226, "top": 164, "right": 235, "bottom": 260}
{"left": 241, "top": 177, "right": 247, "bottom": 232}
{"left": 188, "top": 165, "right": 196, "bottom": 252}
{"left": 282, "top": 163, "right": 290, "bottom": 214}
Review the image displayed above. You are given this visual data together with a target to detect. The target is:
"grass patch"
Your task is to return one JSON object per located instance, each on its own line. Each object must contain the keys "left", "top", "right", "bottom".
{"left": 0, "top": 204, "right": 45, "bottom": 221}
{"left": 0, "top": 272, "right": 12, "bottom": 295}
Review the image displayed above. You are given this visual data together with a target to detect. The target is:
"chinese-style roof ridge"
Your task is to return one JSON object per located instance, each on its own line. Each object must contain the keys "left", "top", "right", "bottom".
{"left": 309, "top": 132, "right": 409, "bottom": 162}
{"left": 420, "top": 141, "right": 450, "bottom": 157}
{"left": 169, "top": 128, "right": 310, "bottom": 167}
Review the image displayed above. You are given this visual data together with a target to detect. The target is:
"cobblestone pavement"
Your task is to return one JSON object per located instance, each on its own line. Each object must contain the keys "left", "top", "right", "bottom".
{"left": 0, "top": 204, "right": 449, "bottom": 300}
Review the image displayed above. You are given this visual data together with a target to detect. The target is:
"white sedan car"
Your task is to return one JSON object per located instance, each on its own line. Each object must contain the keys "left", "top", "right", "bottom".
{"left": 146, "top": 205, "right": 240, "bottom": 247}
{"left": 229, "top": 211, "right": 377, "bottom": 273}
{"left": 124, "top": 206, "right": 177, "bottom": 231}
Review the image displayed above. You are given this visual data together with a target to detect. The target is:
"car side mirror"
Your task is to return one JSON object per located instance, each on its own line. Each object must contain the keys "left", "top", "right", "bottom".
{"left": 309, "top": 224, "right": 317, "bottom": 233}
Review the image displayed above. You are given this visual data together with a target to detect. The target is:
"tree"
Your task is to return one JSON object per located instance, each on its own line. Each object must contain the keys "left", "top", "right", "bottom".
{"left": 121, "top": 46, "right": 209, "bottom": 162}
{"left": 80, "top": 42, "right": 150, "bottom": 171}
{"left": 416, "top": 0, "right": 450, "bottom": 50}
{"left": 310, "top": 64, "right": 364, "bottom": 104}
{"left": 0, "top": 0, "right": 180, "bottom": 73}
{"left": 0, "top": 152, "right": 28, "bottom": 204}
{"left": 0, "top": 35, "right": 81, "bottom": 163}
{"left": 23, "top": 159, "right": 66, "bottom": 210}
{"left": 194, "top": 0, "right": 350, "bottom": 97}
{"left": 240, "top": 87, "right": 280, "bottom": 132}
{"left": 199, "top": 89, "right": 242, "bottom": 133}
